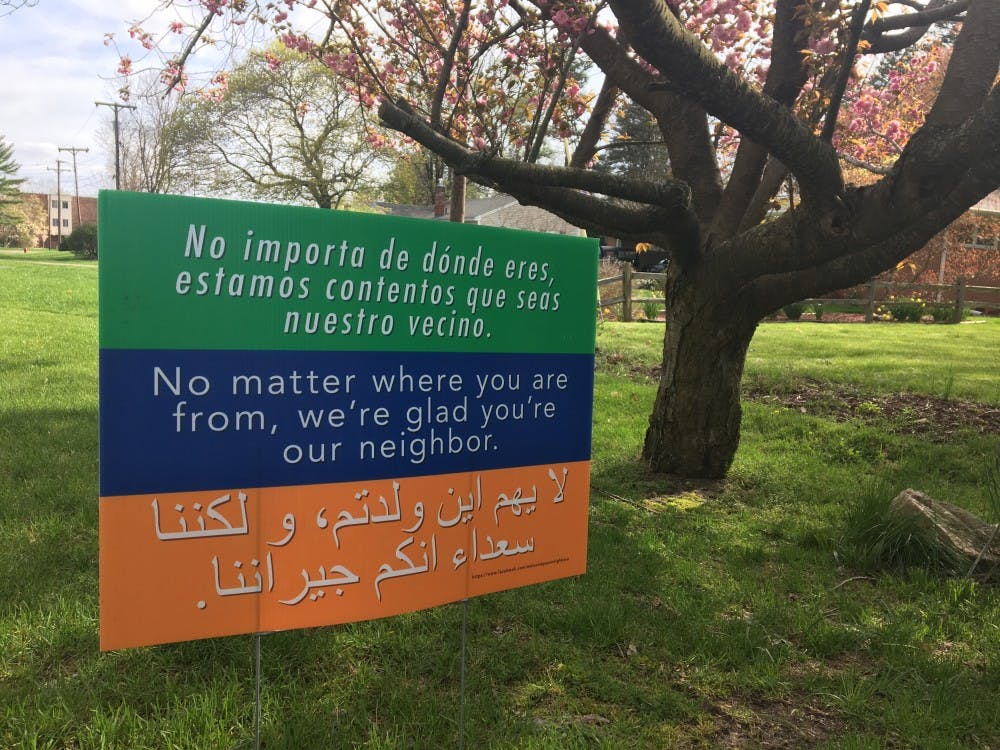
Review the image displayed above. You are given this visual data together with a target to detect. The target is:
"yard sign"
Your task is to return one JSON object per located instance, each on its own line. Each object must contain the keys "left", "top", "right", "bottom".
{"left": 98, "top": 192, "right": 598, "bottom": 650}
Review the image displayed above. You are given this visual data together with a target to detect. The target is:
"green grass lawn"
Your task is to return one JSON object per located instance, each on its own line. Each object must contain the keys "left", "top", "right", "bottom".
{"left": 2, "top": 253, "right": 999, "bottom": 748}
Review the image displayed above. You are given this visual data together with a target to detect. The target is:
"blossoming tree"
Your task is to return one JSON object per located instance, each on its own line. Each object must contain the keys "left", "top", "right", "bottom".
{"left": 122, "top": 0, "right": 999, "bottom": 478}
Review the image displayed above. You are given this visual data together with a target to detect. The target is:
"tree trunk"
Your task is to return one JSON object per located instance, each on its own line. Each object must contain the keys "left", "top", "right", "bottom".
{"left": 642, "top": 270, "right": 758, "bottom": 478}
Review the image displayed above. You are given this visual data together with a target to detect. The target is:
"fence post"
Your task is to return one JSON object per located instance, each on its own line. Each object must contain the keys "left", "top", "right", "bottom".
{"left": 865, "top": 280, "right": 877, "bottom": 323}
{"left": 622, "top": 263, "right": 633, "bottom": 322}
{"left": 953, "top": 277, "right": 966, "bottom": 324}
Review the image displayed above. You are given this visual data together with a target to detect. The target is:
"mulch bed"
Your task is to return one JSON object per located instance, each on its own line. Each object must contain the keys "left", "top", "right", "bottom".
{"left": 743, "top": 378, "right": 1000, "bottom": 440}
{"left": 595, "top": 349, "right": 998, "bottom": 440}
{"left": 769, "top": 313, "right": 867, "bottom": 323}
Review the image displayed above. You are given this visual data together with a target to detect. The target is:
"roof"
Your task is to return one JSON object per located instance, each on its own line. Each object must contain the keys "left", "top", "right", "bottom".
{"left": 971, "top": 190, "right": 1000, "bottom": 217}
{"left": 376, "top": 195, "right": 519, "bottom": 222}
{"left": 375, "top": 202, "right": 436, "bottom": 220}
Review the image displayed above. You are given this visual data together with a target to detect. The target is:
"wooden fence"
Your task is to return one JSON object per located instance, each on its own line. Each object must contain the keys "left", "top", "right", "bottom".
{"left": 597, "top": 266, "right": 1000, "bottom": 324}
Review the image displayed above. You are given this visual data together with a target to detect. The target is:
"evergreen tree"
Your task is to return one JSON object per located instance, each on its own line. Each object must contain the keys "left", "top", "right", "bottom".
{"left": 594, "top": 102, "right": 672, "bottom": 183}
{"left": 0, "top": 136, "right": 26, "bottom": 224}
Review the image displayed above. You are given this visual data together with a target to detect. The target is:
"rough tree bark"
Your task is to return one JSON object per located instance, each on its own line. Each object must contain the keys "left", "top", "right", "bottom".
{"left": 643, "top": 267, "right": 759, "bottom": 476}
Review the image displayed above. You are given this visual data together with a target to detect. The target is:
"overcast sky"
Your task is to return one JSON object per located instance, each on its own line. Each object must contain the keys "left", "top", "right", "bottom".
{"left": 0, "top": 1, "right": 186, "bottom": 195}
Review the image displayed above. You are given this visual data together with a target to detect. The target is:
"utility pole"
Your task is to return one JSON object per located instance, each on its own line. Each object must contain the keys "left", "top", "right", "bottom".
{"left": 46, "top": 159, "right": 67, "bottom": 248}
{"left": 95, "top": 101, "right": 137, "bottom": 190}
{"left": 58, "top": 146, "right": 89, "bottom": 225}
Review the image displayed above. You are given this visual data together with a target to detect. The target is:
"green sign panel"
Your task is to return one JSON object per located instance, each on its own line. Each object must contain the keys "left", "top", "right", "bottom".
{"left": 99, "top": 192, "right": 596, "bottom": 353}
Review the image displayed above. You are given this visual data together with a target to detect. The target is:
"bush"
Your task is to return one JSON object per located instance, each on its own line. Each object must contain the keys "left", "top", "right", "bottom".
{"left": 641, "top": 299, "right": 661, "bottom": 321}
{"left": 927, "top": 304, "right": 955, "bottom": 323}
{"left": 59, "top": 222, "right": 98, "bottom": 259}
{"left": 812, "top": 303, "right": 824, "bottom": 321}
{"left": 883, "top": 294, "right": 925, "bottom": 322}
{"left": 782, "top": 302, "right": 807, "bottom": 320}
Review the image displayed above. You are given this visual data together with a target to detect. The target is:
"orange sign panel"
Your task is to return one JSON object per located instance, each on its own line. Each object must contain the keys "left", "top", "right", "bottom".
{"left": 100, "top": 462, "right": 588, "bottom": 650}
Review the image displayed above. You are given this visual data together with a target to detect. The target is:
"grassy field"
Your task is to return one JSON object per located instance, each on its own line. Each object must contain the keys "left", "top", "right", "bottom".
{"left": 2, "top": 251, "right": 999, "bottom": 748}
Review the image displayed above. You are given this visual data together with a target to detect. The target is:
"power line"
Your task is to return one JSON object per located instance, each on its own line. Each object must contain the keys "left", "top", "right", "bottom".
{"left": 95, "top": 101, "right": 137, "bottom": 190}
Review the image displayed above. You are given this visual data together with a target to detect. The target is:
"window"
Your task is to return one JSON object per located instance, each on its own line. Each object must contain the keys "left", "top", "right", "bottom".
{"left": 51, "top": 199, "right": 58, "bottom": 209}
{"left": 63, "top": 201, "right": 69, "bottom": 210}
{"left": 62, "top": 219, "right": 69, "bottom": 227}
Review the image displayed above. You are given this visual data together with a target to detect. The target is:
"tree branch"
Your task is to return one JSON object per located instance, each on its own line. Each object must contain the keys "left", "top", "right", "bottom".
{"left": 497, "top": 178, "right": 698, "bottom": 249}
{"left": 379, "top": 97, "right": 702, "bottom": 255}
{"left": 570, "top": 75, "right": 619, "bottom": 168}
{"left": 574, "top": 22, "right": 722, "bottom": 221}
{"left": 863, "top": 0, "right": 968, "bottom": 53}
{"left": 607, "top": 0, "right": 843, "bottom": 200}
{"left": 165, "top": 11, "right": 215, "bottom": 92}
{"left": 839, "top": 152, "right": 892, "bottom": 175}
{"left": 381, "top": 99, "right": 691, "bottom": 205}
{"left": 820, "top": 0, "right": 872, "bottom": 142}
{"left": 430, "top": 0, "right": 472, "bottom": 129}
{"left": 920, "top": 0, "right": 1000, "bottom": 132}
{"left": 871, "top": 0, "right": 968, "bottom": 32}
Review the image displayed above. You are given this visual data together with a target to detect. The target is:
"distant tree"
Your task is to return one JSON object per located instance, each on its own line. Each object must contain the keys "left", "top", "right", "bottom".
{"left": 113, "top": 75, "right": 197, "bottom": 194}
{"left": 0, "top": 193, "right": 46, "bottom": 247}
{"left": 0, "top": 0, "right": 37, "bottom": 16}
{"left": 593, "top": 102, "right": 672, "bottom": 183}
{"left": 379, "top": 151, "right": 440, "bottom": 205}
{"left": 177, "top": 45, "right": 385, "bottom": 209}
{"left": 0, "top": 135, "right": 26, "bottom": 225}
{"left": 380, "top": 149, "right": 494, "bottom": 206}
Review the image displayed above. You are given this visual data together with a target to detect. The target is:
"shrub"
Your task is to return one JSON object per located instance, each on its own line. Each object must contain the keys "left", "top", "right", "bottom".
{"left": 812, "top": 303, "right": 824, "bottom": 321}
{"left": 927, "top": 304, "right": 955, "bottom": 323}
{"left": 641, "top": 300, "right": 661, "bottom": 321}
{"left": 59, "top": 223, "right": 98, "bottom": 259}
{"left": 883, "top": 294, "right": 925, "bottom": 322}
{"left": 782, "top": 302, "right": 807, "bottom": 320}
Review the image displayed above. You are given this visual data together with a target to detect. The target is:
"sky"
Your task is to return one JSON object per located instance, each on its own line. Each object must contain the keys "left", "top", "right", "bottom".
{"left": 0, "top": 0, "right": 188, "bottom": 196}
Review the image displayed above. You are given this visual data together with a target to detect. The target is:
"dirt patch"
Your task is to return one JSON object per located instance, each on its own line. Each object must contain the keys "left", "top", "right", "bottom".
{"left": 744, "top": 378, "right": 999, "bottom": 440}
{"left": 706, "top": 695, "right": 846, "bottom": 749}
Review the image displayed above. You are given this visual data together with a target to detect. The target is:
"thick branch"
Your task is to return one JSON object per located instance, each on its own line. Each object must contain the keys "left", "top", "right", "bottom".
{"left": 821, "top": 0, "right": 871, "bottom": 142}
{"left": 738, "top": 158, "right": 790, "bottom": 232}
{"left": 864, "top": 0, "right": 968, "bottom": 53}
{"left": 379, "top": 98, "right": 701, "bottom": 254}
{"left": 498, "top": 178, "right": 697, "bottom": 248}
{"left": 733, "top": 84, "right": 1000, "bottom": 290}
{"left": 871, "top": 0, "right": 968, "bottom": 32}
{"left": 711, "top": 0, "right": 811, "bottom": 239}
{"left": 749, "top": 169, "right": 997, "bottom": 311}
{"left": 576, "top": 23, "right": 722, "bottom": 221}
{"left": 570, "top": 76, "right": 619, "bottom": 168}
{"left": 921, "top": 0, "right": 1000, "bottom": 131}
{"left": 381, "top": 98, "right": 693, "bottom": 207}
{"left": 607, "top": 0, "right": 843, "bottom": 199}
{"left": 430, "top": 0, "right": 472, "bottom": 129}
{"left": 711, "top": 0, "right": 812, "bottom": 238}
